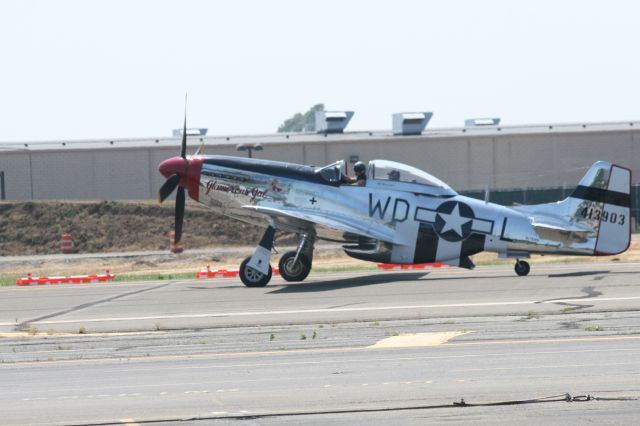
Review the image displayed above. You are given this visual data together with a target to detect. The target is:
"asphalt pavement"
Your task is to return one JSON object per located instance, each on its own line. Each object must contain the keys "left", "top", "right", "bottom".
{"left": 1, "top": 262, "right": 639, "bottom": 425}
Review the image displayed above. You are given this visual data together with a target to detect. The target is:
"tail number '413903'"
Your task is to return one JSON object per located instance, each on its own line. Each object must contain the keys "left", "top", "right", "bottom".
{"left": 580, "top": 207, "right": 626, "bottom": 225}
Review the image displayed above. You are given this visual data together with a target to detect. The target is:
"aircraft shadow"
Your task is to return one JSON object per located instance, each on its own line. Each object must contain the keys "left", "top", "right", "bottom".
{"left": 268, "top": 272, "right": 430, "bottom": 293}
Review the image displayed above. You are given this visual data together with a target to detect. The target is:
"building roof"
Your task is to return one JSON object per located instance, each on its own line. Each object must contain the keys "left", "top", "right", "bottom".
{"left": 0, "top": 120, "right": 638, "bottom": 152}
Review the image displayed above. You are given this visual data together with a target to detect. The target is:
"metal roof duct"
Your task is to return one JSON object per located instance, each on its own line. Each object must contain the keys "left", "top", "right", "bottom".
{"left": 392, "top": 112, "right": 433, "bottom": 135}
{"left": 172, "top": 128, "right": 208, "bottom": 137}
{"left": 465, "top": 118, "right": 500, "bottom": 127}
{"left": 315, "top": 111, "right": 354, "bottom": 134}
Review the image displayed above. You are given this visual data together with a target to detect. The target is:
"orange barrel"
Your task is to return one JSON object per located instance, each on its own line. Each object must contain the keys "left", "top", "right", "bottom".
{"left": 60, "top": 233, "right": 74, "bottom": 254}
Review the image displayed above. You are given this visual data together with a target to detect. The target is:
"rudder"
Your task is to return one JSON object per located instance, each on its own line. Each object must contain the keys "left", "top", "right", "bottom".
{"left": 594, "top": 164, "right": 631, "bottom": 255}
{"left": 568, "top": 162, "right": 631, "bottom": 255}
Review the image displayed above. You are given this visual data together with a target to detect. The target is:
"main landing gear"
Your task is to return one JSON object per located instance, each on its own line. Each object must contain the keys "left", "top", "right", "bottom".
{"left": 514, "top": 259, "right": 530, "bottom": 276}
{"left": 279, "top": 233, "right": 314, "bottom": 282}
{"left": 239, "top": 227, "right": 315, "bottom": 287}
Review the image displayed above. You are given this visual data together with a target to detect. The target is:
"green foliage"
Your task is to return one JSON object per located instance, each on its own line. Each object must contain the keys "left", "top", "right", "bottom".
{"left": 277, "top": 103, "right": 324, "bottom": 132}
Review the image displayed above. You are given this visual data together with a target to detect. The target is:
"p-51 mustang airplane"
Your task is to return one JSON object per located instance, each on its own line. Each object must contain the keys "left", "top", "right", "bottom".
{"left": 159, "top": 120, "right": 631, "bottom": 287}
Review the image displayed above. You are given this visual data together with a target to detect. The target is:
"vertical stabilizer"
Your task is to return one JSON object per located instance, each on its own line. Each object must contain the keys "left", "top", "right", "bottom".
{"left": 568, "top": 162, "right": 631, "bottom": 255}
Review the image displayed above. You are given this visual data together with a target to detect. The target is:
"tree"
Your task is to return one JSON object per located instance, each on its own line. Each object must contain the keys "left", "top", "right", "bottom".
{"left": 277, "top": 103, "right": 325, "bottom": 132}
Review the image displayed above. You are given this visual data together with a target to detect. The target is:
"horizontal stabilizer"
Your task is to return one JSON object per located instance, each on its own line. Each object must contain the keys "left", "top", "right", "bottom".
{"left": 531, "top": 216, "right": 593, "bottom": 234}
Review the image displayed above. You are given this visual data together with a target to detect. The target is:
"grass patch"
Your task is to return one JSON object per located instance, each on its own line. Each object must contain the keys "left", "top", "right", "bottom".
{"left": 1, "top": 271, "right": 197, "bottom": 286}
{"left": 0, "top": 276, "right": 20, "bottom": 287}
{"left": 114, "top": 272, "right": 196, "bottom": 282}
{"left": 583, "top": 324, "right": 604, "bottom": 332}
{"left": 311, "top": 264, "right": 378, "bottom": 273}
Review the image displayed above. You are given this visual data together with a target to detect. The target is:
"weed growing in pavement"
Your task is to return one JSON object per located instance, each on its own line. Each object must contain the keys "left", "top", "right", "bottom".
{"left": 369, "top": 322, "right": 380, "bottom": 327}
{"left": 270, "top": 333, "right": 275, "bottom": 341}
{"left": 385, "top": 331, "right": 399, "bottom": 337}
{"left": 28, "top": 326, "right": 38, "bottom": 335}
{"left": 526, "top": 310, "right": 541, "bottom": 320}
{"left": 312, "top": 330, "right": 317, "bottom": 339}
{"left": 583, "top": 325, "right": 604, "bottom": 332}
{"left": 300, "top": 334, "right": 307, "bottom": 340}
{"left": 78, "top": 326, "right": 87, "bottom": 334}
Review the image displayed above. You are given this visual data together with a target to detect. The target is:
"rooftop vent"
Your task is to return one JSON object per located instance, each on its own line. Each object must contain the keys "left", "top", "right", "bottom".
{"left": 172, "top": 128, "right": 208, "bottom": 137}
{"left": 392, "top": 112, "right": 433, "bottom": 135}
{"left": 465, "top": 118, "right": 501, "bottom": 127}
{"left": 315, "top": 111, "right": 354, "bottom": 134}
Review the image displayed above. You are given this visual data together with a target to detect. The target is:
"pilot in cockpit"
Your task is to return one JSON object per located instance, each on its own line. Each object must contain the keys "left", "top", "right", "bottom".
{"left": 341, "top": 161, "right": 367, "bottom": 186}
{"left": 387, "top": 169, "right": 400, "bottom": 181}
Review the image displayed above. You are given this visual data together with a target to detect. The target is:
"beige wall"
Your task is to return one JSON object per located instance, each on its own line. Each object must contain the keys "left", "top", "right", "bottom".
{"left": 1, "top": 128, "right": 638, "bottom": 200}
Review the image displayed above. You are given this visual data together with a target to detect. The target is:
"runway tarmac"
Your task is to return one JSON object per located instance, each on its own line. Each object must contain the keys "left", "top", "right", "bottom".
{"left": 1, "top": 262, "right": 639, "bottom": 425}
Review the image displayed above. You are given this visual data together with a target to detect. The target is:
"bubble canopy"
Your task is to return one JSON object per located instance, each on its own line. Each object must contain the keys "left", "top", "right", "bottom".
{"left": 368, "top": 159, "right": 457, "bottom": 196}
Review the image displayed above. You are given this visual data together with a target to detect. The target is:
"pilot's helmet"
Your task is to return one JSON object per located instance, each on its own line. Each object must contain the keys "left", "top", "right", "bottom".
{"left": 354, "top": 161, "right": 366, "bottom": 174}
{"left": 388, "top": 169, "right": 400, "bottom": 181}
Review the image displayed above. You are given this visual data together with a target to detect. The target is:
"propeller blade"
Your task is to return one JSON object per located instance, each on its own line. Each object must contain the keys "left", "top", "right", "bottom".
{"left": 180, "top": 95, "right": 187, "bottom": 158}
{"left": 174, "top": 186, "right": 185, "bottom": 244}
{"left": 158, "top": 174, "right": 181, "bottom": 203}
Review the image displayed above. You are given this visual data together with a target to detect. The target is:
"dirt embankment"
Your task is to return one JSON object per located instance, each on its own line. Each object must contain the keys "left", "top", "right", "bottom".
{"left": 0, "top": 201, "right": 270, "bottom": 256}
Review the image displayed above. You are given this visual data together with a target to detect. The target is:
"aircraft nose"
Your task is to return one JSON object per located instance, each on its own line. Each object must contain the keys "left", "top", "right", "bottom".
{"left": 159, "top": 157, "right": 187, "bottom": 178}
{"left": 158, "top": 155, "right": 204, "bottom": 202}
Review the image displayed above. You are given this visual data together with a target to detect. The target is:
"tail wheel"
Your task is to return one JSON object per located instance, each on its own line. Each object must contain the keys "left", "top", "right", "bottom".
{"left": 515, "top": 260, "right": 530, "bottom": 277}
{"left": 240, "top": 256, "right": 272, "bottom": 287}
{"left": 278, "top": 251, "right": 312, "bottom": 282}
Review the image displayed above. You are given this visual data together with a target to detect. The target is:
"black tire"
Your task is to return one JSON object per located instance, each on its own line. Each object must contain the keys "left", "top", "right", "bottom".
{"left": 515, "top": 260, "right": 530, "bottom": 277}
{"left": 240, "top": 256, "right": 272, "bottom": 287}
{"left": 278, "top": 251, "right": 312, "bottom": 282}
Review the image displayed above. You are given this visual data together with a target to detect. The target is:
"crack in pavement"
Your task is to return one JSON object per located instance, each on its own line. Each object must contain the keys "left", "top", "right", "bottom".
{"left": 14, "top": 283, "right": 170, "bottom": 331}
{"left": 535, "top": 286, "right": 603, "bottom": 313}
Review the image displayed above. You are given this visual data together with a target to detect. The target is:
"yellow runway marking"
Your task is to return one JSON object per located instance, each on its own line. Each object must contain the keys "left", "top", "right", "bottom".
{"left": 446, "top": 334, "right": 640, "bottom": 347}
{"left": 369, "top": 331, "right": 468, "bottom": 348}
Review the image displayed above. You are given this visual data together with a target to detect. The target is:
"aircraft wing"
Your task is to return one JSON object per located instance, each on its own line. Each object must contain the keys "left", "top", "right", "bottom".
{"left": 242, "top": 205, "right": 396, "bottom": 243}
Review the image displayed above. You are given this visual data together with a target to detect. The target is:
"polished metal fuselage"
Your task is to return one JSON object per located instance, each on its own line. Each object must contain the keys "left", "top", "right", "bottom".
{"left": 193, "top": 156, "right": 597, "bottom": 265}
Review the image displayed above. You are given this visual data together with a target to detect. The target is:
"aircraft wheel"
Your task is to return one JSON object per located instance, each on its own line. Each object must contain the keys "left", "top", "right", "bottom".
{"left": 515, "top": 260, "right": 530, "bottom": 277}
{"left": 278, "top": 251, "right": 311, "bottom": 282}
{"left": 240, "top": 256, "right": 272, "bottom": 287}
